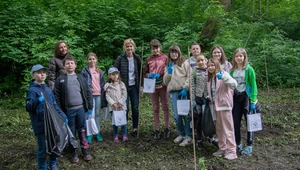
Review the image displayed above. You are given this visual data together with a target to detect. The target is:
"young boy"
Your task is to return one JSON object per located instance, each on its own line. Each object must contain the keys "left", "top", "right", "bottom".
{"left": 54, "top": 55, "right": 93, "bottom": 163}
{"left": 26, "top": 64, "right": 68, "bottom": 170}
{"left": 144, "top": 39, "right": 170, "bottom": 139}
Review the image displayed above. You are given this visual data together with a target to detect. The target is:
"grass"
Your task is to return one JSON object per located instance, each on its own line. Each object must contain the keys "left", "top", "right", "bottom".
{"left": 0, "top": 88, "right": 299, "bottom": 170}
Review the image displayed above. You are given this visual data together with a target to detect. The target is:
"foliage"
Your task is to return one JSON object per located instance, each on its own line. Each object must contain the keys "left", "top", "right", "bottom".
{"left": 0, "top": 0, "right": 300, "bottom": 94}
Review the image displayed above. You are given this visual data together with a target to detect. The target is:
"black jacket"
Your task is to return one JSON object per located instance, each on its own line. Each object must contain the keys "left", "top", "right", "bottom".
{"left": 114, "top": 53, "right": 143, "bottom": 90}
{"left": 54, "top": 73, "right": 93, "bottom": 113}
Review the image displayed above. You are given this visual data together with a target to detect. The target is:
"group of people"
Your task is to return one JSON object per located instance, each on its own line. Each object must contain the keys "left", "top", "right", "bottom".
{"left": 25, "top": 38, "right": 260, "bottom": 169}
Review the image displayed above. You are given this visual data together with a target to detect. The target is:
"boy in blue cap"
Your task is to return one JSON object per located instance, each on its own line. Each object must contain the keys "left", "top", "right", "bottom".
{"left": 25, "top": 64, "right": 68, "bottom": 170}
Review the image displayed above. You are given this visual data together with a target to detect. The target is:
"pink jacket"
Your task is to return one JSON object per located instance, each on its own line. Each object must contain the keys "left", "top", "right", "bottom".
{"left": 207, "top": 71, "right": 237, "bottom": 111}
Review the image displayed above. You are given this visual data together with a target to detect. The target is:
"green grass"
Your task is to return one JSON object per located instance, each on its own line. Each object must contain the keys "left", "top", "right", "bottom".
{"left": 0, "top": 89, "right": 299, "bottom": 169}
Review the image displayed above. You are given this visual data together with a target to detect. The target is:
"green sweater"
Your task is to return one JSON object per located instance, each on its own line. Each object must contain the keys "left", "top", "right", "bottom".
{"left": 230, "top": 63, "right": 258, "bottom": 103}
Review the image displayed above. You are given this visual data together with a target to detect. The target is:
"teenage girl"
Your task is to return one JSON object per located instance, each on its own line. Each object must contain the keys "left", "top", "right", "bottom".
{"left": 210, "top": 45, "right": 232, "bottom": 72}
{"left": 230, "top": 48, "right": 259, "bottom": 155}
{"left": 81, "top": 52, "right": 105, "bottom": 143}
{"left": 207, "top": 58, "right": 238, "bottom": 160}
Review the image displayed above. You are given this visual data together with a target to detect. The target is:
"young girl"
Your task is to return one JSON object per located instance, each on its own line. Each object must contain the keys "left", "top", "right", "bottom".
{"left": 207, "top": 58, "right": 238, "bottom": 160}
{"left": 190, "top": 54, "right": 208, "bottom": 150}
{"left": 210, "top": 45, "right": 232, "bottom": 72}
{"left": 163, "top": 45, "right": 192, "bottom": 147}
{"left": 144, "top": 39, "right": 170, "bottom": 139}
{"left": 105, "top": 67, "right": 128, "bottom": 142}
{"left": 230, "top": 48, "right": 258, "bottom": 155}
{"left": 81, "top": 52, "right": 105, "bottom": 143}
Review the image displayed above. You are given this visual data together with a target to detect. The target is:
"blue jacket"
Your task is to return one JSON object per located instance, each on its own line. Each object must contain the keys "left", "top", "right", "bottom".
{"left": 25, "top": 81, "right": 67, "bottom": 135}
{"left": 81, "top": 66, "right": 105, "bottom": 95}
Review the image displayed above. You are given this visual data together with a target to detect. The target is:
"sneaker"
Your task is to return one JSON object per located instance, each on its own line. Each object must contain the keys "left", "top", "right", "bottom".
{"left": 163, "top": 128, "right": 170, "bottom": 139}
{"left": 179, "top": 136, "right": 193, "bottom": 146}
{"left": 87, "top": 136, "right": 92, "bottom": 144}
{"left": 212, "top": 150, "right": 225, "bottom": 157}
{"left": 71, "top": 151, "right": 79, "bottom": 163}
{"left": 114, "top": 136, "right": 119, "bottom": 143}
{"left": 123, "top": 135, "right": 128, "bottom": 142}
{"left": 49, "top": 165, "right": 59, "bottom": 170}
{"left": 82, "top": 149, "right": 92, "bottom": 161}
{"left": 153, "top": 130, "right": 161, "bottom": 140}
{"left": 224, "top": 151, "right": 238, "bottom": 160}
{"left": 236, "top": 143, "right": 243, "bottom": 151}
{"left": 174, "top": 135, "right": 184, "bottom": 143}
{"left": 96, "top": 134, "right": 103, "bottom": 142}
{"left": 241, "top": 146, "right": 252, "bottom": 155}
{"left": 132, "top": 130, "right": 138, "bottom": 138}
{"left": 197, "top": 140, "right": 204, "bottom": 150}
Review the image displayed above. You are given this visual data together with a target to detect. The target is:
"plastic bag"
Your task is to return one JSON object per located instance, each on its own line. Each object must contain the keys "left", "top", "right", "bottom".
{"left": 102, "top": 107, "right": 110, "bottom": 121}
{"left": 44, "top": 99, "right": 68, "bottom": 157}
{"left": 86, "top": 117, "right": 99, "bottom": 136}
{"left": 201, "top": 101, "right": 216, "bottom": 137}
{"left": 112, "top": 110, "right": 127, "bottom": 126}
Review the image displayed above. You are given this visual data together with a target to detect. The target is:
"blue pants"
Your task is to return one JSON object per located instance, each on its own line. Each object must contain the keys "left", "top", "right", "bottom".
{"left": 126, "top": 85, "right": 139, "bottom": 129}
{"left": 67, "top": 107, "right": 89, "bottom": 150}
{"left": 170, "top": 91, "right": 192, "bottom": 137}
{"left": 113, "top": 125, "right": 128, "bottom": 137}
{"left": 36, "top": 133, "right": 58, "bottom": 170}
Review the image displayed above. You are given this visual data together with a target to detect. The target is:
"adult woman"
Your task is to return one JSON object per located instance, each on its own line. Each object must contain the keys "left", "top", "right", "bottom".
{"left": 48, "top": 40, "right": 69, "bottom": 90}
{"left": 114, "top": 38, "right": 142, "bottom": 137}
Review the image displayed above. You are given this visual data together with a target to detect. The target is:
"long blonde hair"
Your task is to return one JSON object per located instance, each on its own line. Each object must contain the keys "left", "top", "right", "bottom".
{"left": 207, "top": 58, "right": 221, "bottom": 82}
{"left": 231, "top": 48, "right": 248, "bottom": 70}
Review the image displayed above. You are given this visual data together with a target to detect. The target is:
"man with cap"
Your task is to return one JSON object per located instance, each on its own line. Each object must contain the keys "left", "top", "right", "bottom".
{"left": 25, "top": 64, "right": 68, "bottom": 170}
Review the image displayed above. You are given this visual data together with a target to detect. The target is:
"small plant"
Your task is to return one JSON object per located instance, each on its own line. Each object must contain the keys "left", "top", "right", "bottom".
{"left": 198, "top": 157, "right": 207, "bottom": 170}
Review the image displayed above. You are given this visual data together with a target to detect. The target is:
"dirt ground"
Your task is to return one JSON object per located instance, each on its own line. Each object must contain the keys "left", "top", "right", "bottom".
{"left": 0, "top": 88, "right": 299, "bottom": 170}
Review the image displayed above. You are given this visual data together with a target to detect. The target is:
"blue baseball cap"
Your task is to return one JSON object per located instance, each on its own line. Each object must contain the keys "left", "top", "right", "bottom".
{"left": 108, "top": 67, "right": 119, "bottom": 74}
{"left": 31, "top": 64, "right": 48, "bottom": 74}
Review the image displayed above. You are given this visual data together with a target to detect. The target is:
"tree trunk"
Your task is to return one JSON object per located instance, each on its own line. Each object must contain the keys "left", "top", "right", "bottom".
{"left": 219, "top": 0, "right": 231, "bottom": 11}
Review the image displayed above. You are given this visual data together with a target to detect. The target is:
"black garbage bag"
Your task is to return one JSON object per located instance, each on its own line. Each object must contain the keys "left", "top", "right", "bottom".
{"left": 44, "top": 99, "right": 77, "bottom": 157}
{"left": 201, "top": 101, "right": 216, "bottom": 137}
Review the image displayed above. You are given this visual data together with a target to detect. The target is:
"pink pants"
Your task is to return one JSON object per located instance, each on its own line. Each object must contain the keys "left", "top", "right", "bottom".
{"left": 150, "top": 86, "right": 170, "bottom": 130}
{"left": 215, "top": 110, "right": 236, "bottom": 152}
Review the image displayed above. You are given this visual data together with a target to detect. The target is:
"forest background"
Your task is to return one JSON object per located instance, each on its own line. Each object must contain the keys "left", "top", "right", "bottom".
{"left": 0, "top": 0, "right": 300, "bottom": 170}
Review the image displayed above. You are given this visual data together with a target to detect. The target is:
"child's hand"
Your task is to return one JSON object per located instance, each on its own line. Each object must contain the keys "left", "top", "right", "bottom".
{"left": 38, "top": 96, "right": 44, "bottom": 102}
{"left": 167, "top": 62, "right": 174, "bottom": 74}
{"left": 153, "top": 73, "right": 160, "bottom": 79}
{"left": 250, "top": 102, "right": 256, "bottom": 111}
{"left": 148, "top": 73, "right": 155, "bottom": 79}
{"left": 65, "top": 119, "right": 68, "bottom": 125}
{"left": 216, "top": 70, "right": 223, "bottom": 80}
{"left": 88, "top": 110, "right": 93, "bottom": 115}
{"left": 112, "top": 103, "right": 118, "bottom": 110}
{"left": 179, "top": 88, "right": 188, "bottom": 97}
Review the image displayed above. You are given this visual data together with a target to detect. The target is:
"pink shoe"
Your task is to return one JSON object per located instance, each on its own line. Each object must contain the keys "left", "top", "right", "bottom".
{"left": 123, "top": 135, "right": 128, "bottom": 142}
{"left": 114, "top": 136, "right": 119, "bottom": 142}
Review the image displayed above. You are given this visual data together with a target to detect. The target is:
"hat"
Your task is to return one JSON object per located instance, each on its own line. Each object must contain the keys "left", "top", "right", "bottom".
{"left": 31, "top": 64, "right": 48, "bottom": 74}
{"left": 108, "top": 67, "right": 119, "bottom": 74}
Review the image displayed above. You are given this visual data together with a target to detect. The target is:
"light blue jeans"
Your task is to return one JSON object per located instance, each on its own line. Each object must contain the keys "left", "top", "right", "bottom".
{"left": 93, "top": 95, "right": 101, "bottom": 132}
{"left": 170, "top": 91, "right": 192, "bottom": 137}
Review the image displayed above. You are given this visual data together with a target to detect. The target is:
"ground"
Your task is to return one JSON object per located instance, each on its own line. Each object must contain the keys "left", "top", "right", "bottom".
{"left": 0, "top": 88, "right": 299, "bottom": 170}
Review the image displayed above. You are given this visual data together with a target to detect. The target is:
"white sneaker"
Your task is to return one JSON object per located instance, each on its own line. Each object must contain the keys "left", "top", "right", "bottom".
{"left": 179, "top": 136, "right": 193, "bottom": 146}
{"left": 174, "top": 135, "right": 184, "bottom": 143}
{"left": 212, "top": 150, "right": 226, "bottom": 157}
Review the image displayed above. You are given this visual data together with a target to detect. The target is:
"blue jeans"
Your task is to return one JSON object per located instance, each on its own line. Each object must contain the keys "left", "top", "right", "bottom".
{"left": 113, "top": 125, "right": 128, "bottom": 137}
{"left": 170, "top": 91, "right": 192, "bottom": 137}
{"left": 126, "top": 85, "right": 139, "bottom": 129}
{"left": 93, "top": 95, "right": 101, "bottom": 132}
{"left": 36, "top": 133, "right": 58, "bottom": 170}
{"left": 67, "top": 107, "right": 89, "bottom": 150}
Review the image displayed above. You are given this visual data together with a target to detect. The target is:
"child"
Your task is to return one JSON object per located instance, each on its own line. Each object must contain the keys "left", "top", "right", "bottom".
{"left": 230, "top": 48, "right": 259, "bottom": 155}
{"left": 26, "top": 64, "right": 68, "bottom": 170}
{"left": 144, "top": 39, "right": 170, "bottom": 140}
{"left": 210, "top": 45, "right": 232, "bottom": 72}
{"left": 188, "top": 42, "right": 201, "bottom": 69}
{"left": 163, "top": 45, "right": 192, "bottom": 147}
{"left": 105, "top": 67, "right": 128, "bottom": 142}
{"left": 190, "top": 54, "right": 208, "bottom": 150}
{"left": 81, "top": 52, "right": 105, "bottom": 143}
{"left": 207, "top": 58, "right": 238, "bottom": 160}
{"left": 54, "top": 55, "right": 93, "bottom": 163}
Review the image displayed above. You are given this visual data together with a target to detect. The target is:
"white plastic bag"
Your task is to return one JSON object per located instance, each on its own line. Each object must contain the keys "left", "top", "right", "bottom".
{"left": 112, "top": 110, "right": 127, "bottom": 126}
{"left": 177, "top": 99, "right": 190, "bottom": 116}
{"left": 86, "top": 117, "right": 99, "bottom": 136}
{"left": 143, "top": 78, "right": 156, "bottom": 93}
{"left": 102, "top": 107, "right": 110, "bottom": 121}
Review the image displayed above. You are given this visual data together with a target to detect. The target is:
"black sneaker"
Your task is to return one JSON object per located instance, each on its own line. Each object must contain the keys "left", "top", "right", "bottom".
{"left": 82, "top": 149, "right": 92, "bottom": 161}
{"left": 153, "top": 130, "right": 161, "bottom": 140}
{"left": 197, "top": 140, "right": 204, "bottom": 150}
{"left": 71, "top": 151, "right": 79, "bottom": 163}
{"left": 132, "top": 130, "right": 137, "bottom": 138}
{"left": 163, "top": 128, "right": 170, "bottom": 139}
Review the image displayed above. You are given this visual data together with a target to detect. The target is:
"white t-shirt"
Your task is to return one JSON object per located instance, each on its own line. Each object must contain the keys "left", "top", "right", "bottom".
{"left": 127, "top": 57, "right": 135, "bottom": 86}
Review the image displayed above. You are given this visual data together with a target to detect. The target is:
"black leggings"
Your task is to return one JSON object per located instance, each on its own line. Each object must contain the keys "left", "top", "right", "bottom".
{"left": 232, "top": 91, "right": 254, "bottom": 146}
